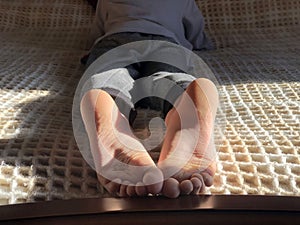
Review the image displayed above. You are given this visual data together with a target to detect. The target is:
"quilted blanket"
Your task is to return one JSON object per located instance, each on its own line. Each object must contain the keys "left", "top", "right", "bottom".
{"left": 0, "top": 0, "right": 299, "bottom": 204}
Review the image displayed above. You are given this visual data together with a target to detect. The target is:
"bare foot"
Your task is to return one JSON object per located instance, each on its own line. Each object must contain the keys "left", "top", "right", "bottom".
{"left": 80, "top": 89, "right": 163, "bottom": 197}
{"left": 158, "top": 78, "right": 218, "bottom": 198}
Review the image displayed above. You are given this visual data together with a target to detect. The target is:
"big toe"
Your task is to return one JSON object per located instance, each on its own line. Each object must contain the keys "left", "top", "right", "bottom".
{"left": 162, "top": 178, "right": 180, "bottom": 198}
{"left": 143, "top": 167, "right": 164, "bottom": 195}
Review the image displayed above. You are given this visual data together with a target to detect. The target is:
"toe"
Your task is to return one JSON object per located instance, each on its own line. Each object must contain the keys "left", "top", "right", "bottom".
{"left": 143, "top": 168, "right": 164, "bottom": 195}
{"left": 192, "top": 173, "right": 206, "bottom": 193}
{"left": 118, "top": 183, "right": 129, "bottom": 197}
{"left": 105, "top": 178, "right": 122, "bottom": 196}
{"left": 179, "top": 180, "right": 193, "bottom": 195}
{"left": 135, "top": 182, "right": 148, "bottom": 196}
{"left": 200, "top": 171, "right": 214, "bottom": 187}
{"left": 190, "top": 176, "right": 203, "bottom": 195}
{"left": 97, "top": 175, "right": 110, "bottom": 186}
{"left": 147, "top": 182, "right": 163, "bottom": 195}
{"left": 162, "top": 178, "right": 180, "bottom": 198}
{"left": 126, "top": 185, "right": 136, "bottom": 197}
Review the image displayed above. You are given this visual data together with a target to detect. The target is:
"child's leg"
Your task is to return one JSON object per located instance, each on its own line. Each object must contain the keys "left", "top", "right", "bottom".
{"left": 81, "top": 89, "right": 163, "bottom": 197}
{"left": 158, "top": 78, "right": 218, "bottom": 198}
{"left": 79, "top": 67, "right": 163, "bottom": 197}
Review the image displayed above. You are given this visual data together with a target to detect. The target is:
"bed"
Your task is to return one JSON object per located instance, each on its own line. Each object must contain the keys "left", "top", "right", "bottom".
{"left": 0, "top": 0, "right": 299, "bottom": 223}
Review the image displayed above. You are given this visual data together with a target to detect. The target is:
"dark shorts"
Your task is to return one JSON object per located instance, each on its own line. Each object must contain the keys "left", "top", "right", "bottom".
{"left": 83, "top": 32, "right": 195, "bottom": 123}
{"left": 85, "top": 32, "right": 184, "bottom": 78}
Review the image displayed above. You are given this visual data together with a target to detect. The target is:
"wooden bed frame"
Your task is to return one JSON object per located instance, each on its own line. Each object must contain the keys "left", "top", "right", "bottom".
{"left": 0, "top": 195, "right": 299, "bottom": 225}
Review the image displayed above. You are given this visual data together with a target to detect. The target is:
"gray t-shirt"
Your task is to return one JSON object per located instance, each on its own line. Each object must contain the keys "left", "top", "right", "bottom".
{"left": 89, "top": 0, "right": 213, "bottom": 50}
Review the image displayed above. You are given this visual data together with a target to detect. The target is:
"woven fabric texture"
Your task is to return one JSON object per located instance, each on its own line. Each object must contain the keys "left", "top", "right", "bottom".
{"left": 0, "top": 0, "right": 299, "bottom": 204}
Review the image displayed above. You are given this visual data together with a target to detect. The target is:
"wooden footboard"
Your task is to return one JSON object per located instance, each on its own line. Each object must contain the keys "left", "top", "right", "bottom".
{"left": 1, "top": 195, "right": 299, "bottom": 225}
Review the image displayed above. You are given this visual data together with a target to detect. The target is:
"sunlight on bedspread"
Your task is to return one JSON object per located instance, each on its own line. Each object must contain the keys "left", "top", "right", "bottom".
{"left": 0, "top": 0, "right": 299, "bottom": 204}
